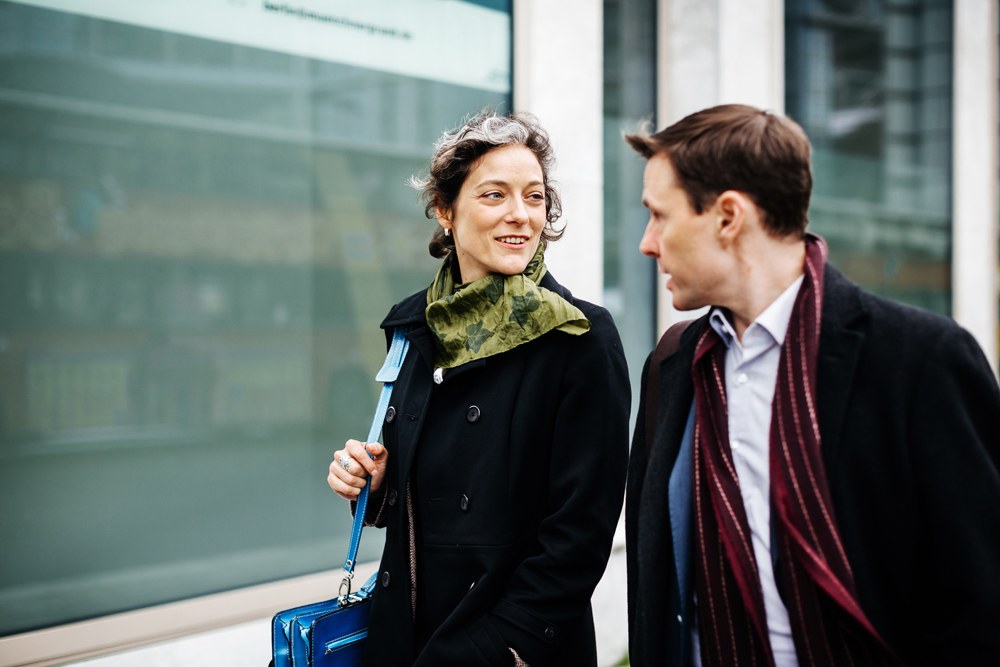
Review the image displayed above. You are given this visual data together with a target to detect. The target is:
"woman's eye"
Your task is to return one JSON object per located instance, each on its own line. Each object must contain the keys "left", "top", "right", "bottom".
{"left": 527, "top": 192, "right": 545, "bottom": 202}
{"left": 483, "top": 192, "right": 503, "bottom": 200}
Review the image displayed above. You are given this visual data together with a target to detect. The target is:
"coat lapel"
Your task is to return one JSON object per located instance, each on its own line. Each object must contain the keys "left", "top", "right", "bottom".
{"left": 817, "top": 265, "right": 868, "bottom": 465}
{"left": 642, "top": 322, "right": 701, "bottom": 614}
{"left": 669, "top": 402, "right": 697, "bottom": 609}
{"left": 380, "top": 291, "right": 435, "bottom": 487}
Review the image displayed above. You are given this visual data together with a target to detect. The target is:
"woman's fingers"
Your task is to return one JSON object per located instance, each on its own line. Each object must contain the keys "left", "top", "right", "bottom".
{"left": 328, "top": 456, "right": 366, "bottom": 487}
{"left": 327, "top": 439, "right": 390, "bottom": 497}
{"left": 327, "top": 468, "right": 363, "bottom": 500}
{"left": 327, "top": 441, "right": 367, "bottom": 497}
{"left": 345, "top": 440, "right": 389, "bottom": 492}
{"left": 346, "top": 440, "right": 378, "bottom": 477}
{"left": 363, "top": 442, "right": 387, "bottom": 492}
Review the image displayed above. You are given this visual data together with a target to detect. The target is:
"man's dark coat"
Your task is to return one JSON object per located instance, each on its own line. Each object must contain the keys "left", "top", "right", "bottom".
{"left": 364, "top": 272, "right": 630, "bottom": 666}
{"left": 626, "top": 265, "right": 1000, "bottom": 666}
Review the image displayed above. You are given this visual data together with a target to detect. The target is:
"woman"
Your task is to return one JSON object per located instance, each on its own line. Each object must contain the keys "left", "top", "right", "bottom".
{"left": 328, "top": 110, "right": 629, "bottom": 666}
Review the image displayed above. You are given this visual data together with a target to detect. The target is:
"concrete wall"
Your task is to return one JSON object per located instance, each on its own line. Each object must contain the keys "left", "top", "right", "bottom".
{"left": 953, "top": 0, "right": 999, "bottom": 373}
{"left": 514, "top": 0, "right": 606, "bottom": 305}
{"left": 654, "top": 0, "right": 785, "bottom": 333}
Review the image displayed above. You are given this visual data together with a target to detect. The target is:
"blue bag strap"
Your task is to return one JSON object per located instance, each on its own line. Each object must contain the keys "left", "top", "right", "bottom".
{"left": 339, "top": 327, "right": 409, "bottom": 598}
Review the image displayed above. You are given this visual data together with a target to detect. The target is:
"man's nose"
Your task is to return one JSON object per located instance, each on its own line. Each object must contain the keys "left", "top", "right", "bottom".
{"left": 638, "top": 219, "right": 658, "bottom": 257}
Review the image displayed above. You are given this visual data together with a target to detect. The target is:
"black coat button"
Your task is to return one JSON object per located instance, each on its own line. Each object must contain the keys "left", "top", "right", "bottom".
{"left": 459, "top": 494, "right": 470, "bottom": 512}
{"left": 544, "top": 627, "right": 556, "bottom": 640}
{"left": 385, "top": 406, "right": 396, "bottom": 423}
{"left": 381, "top": 571, "right": 391, "bottom": 588}
{"left": 387, "top": 489, "right": 398, "bottom": 507}
{"left": 466, "top": 405, "right": 481, "bottom": 423}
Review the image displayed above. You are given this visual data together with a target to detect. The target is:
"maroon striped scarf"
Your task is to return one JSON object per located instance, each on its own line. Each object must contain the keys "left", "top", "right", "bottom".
{"left": 690, "top": 235, "right": 898, "bottom": 666}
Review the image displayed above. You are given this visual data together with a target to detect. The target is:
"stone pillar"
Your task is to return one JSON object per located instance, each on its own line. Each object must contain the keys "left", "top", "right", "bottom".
{"left": 953, "top": 0, "right": 999, "bottom": 372}
{"left": 654, "top": 0, "right": 784, "bottom": 333}
{"left": 514, "top": 0, "right": 605, "bottom": 304}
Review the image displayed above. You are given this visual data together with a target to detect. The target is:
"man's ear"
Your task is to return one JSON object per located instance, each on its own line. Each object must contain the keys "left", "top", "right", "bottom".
{"left": 715, "top": 190, "right": 752, "bottom": 244}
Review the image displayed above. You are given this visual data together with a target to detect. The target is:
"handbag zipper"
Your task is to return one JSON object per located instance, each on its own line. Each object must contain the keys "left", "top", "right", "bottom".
{"left": 325, "top": 628, "right": 368, "bottom": 654}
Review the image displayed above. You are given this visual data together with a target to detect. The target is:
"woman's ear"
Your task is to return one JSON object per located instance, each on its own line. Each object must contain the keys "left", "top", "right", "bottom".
{"left": 435, "top": 205, "right": 452, "bottom": 228}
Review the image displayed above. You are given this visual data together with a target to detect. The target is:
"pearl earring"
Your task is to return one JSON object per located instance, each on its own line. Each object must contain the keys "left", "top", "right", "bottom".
{"left": 444, "top": 228, "right": 451, "bottom": 237}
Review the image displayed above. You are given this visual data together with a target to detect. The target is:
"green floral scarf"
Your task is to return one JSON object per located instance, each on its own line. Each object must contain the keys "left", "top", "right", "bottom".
{"left": 425, "top": 246, "right": 590, "bottom": 369}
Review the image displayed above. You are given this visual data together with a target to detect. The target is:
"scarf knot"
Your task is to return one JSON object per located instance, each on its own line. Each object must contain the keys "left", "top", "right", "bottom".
{"left": 424, "top": 246, "right": 589, "bottom": 369}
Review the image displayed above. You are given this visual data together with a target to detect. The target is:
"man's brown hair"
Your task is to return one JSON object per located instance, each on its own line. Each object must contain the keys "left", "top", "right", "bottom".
{"left": 625, "top": 104, "right": 812, "bottom": 237}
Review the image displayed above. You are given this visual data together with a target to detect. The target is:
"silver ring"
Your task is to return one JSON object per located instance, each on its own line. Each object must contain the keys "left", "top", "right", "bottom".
{"left": 338, "top": 454, "right": 353, "bottom": 471}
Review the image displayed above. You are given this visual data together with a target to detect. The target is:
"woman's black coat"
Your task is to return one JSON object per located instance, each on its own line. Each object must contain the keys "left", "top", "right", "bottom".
{"left": 361, "top": 272, "right": 631, "bottom": 667}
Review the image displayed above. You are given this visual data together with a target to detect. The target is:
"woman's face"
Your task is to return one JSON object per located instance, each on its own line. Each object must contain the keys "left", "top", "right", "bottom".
{"left": 437, "top": 144, "right": 547, "bottom": 283}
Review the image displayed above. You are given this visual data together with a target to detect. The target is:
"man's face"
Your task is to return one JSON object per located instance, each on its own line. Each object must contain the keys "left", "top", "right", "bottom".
{"left": 638, "top": 154, "right": 726, "bottom": 311}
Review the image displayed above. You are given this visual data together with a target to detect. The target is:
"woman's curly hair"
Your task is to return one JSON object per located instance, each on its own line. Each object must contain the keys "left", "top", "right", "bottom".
{"left": 410, "top": 109, "right": 564, "bottom": 258}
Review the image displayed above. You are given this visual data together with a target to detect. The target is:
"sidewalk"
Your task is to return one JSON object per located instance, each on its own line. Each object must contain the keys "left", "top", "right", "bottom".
{"left": 70, "top": 520, "right": 630, "bottom": 666}
{"left": 592, "top": 518, "right": 629, "bottom": 666}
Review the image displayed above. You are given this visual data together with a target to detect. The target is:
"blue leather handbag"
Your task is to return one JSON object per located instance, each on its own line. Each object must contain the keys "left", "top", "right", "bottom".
{"left": 272, "top": 329, "right": 410, "bottom": 666}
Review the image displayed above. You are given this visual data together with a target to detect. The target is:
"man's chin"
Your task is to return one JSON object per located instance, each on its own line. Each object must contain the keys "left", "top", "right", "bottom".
{"left": 671, "top": 294, "right": 705, "bottom": 313}
{"left": 668, "top": 289, "right": 686, "bottom": 311}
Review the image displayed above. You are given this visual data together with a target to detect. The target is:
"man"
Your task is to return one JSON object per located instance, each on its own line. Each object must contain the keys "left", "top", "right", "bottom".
{"left": 624, "top": 104, "right": 1000, "bottom": 666}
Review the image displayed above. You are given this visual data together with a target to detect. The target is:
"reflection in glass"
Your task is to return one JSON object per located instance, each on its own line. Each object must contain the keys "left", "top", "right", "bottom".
{"left": 0, "top": 1, "right": 509, "bottom": 635}
{"left": 786, "top": 0, "right": 953, "bottom": 313}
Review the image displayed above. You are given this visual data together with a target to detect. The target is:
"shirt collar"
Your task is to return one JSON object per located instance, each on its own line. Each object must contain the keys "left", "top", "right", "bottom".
{"left": 708, "top": 274, "right": 805, "bottom": 349}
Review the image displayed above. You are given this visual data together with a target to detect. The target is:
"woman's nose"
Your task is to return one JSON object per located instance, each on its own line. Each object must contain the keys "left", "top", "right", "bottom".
{"left": 508, "top": 198, "right": 529, "bottom": 223}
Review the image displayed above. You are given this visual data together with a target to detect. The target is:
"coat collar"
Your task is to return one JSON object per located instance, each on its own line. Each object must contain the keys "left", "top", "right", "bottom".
{"left": 379, "top": 288, "right": 433, "bottom": 372}
{"left": 817, "top": 264, "right": 870, "bottom": 464}
{"left": 380, "top": 290, "right": 427, "bottom": 330}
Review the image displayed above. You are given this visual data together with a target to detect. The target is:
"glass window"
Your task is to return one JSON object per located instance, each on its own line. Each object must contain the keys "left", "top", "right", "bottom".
{"left": 0, "top": 0, "right": 510, "bottom": 636}
{"left": 603, "top": 0, "right": 657, "bottom": 425}
{"left": 786, "top": 0, "right": 953, "bottom": 314}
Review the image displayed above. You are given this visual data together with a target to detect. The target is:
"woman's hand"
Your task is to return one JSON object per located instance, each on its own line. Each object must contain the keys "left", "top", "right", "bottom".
{"left": 327, "top": 439, "right": 388, "bottom": 500}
